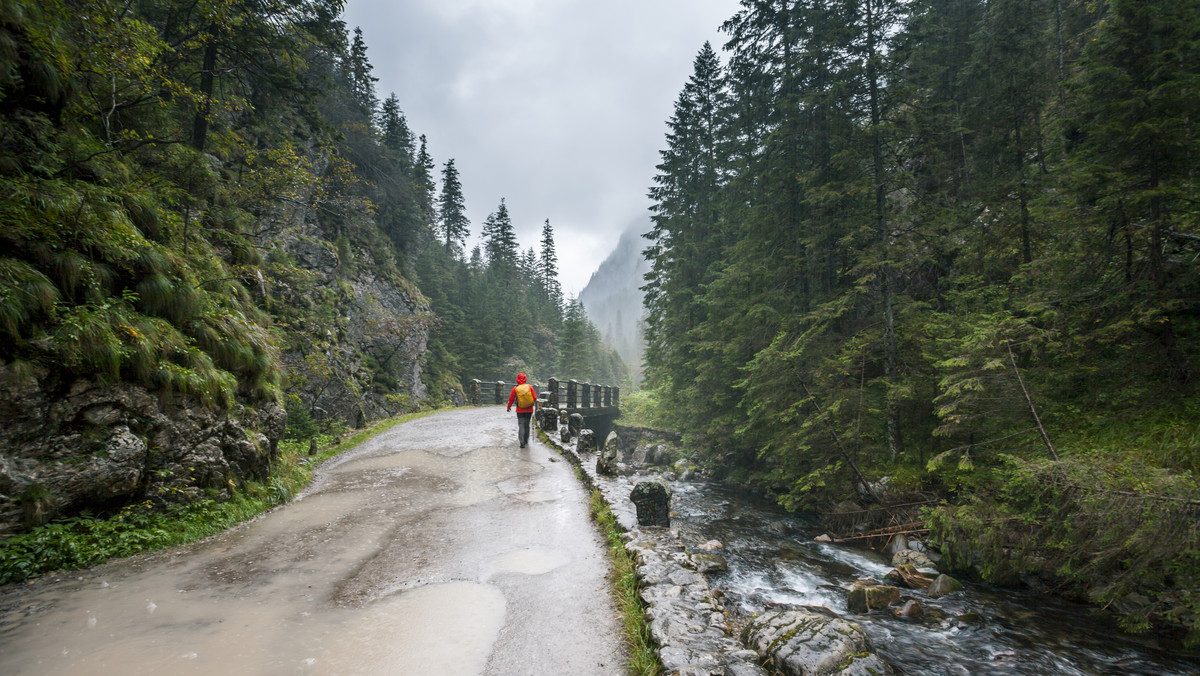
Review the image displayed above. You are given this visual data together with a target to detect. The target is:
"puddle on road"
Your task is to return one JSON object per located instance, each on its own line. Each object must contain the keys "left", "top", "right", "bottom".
{"left": 0, "top": 410, "right": 559, "bottom": 676}
{"left": 482, "top": 548, "right": 571, "bottom": 580}
{"left": 508, "top": 491, "right": 556, "bottom": 503}
{"left": 312, "top": 581, "right": 506, "bottom": 674}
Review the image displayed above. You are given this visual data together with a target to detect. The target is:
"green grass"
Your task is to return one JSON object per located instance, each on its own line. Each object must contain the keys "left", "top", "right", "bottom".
{"left": 0, "top": 409, "right": 438, "bottom": 584}
{"left": 588, "top": 487, "right": 662, "bottom": 675}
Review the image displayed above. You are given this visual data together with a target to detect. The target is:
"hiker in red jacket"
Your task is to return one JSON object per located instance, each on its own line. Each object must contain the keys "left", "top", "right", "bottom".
{"left": 506, "top": 373, "right": 538, "bottom": 448}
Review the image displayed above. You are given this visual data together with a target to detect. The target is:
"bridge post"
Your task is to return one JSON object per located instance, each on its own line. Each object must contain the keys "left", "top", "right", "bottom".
{"left": 603, "top": 385, "right": 610, "bottom": 408}
{"left": 567, "top": 379, "right": 577, "bottom": 409}
{"left": 470, "top": 379, "right": 481, "bottom": 406}
{"left": 580, "top": 382, "right": 591, "bottom": 409}
{"left": 495, "top": 381, "right": 504, "bottom": 405}
{"left": 593, "top": 384, "right": 602, "bottom": 407}
{"left": 613, "top": 386, "right": 619, "bottom": 408}
{"left": 547, "top": 377, "right": 559, "bottom": 409}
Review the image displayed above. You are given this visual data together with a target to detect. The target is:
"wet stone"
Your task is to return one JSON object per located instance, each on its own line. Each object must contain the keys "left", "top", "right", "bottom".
{"left": 577, "top": 429, "right": 597, "bottom": 452}
{"left": 928, "top": 573, "right": 964, "bottom": 598}
{"left": 539, "top": 407, "right": 558, "bottom": 432}
{"left": 691, "top": 553, "right": 728, "bottom": 574}
{"left": 892, "top": 549, "right": 938, "bottom": 571}
{"left": 743, "top": 609, "right": 892, "bottom": 676}
{"left": 597, "top": 440, "right": 620, "bottom": 476}
{"left": 846, "top": 585, "right": 900, "bottom": 613}
{"left": 631, "top": 479, "right": 671, "bottom": 527}
{"left": 568, "top": 413, "right": 584, "bottom": 436}
{"left": 542, "top": 423, "right": 764, "bottom": 676}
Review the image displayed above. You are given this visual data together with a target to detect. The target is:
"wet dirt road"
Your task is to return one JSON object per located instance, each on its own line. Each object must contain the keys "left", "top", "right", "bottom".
{"left": 0, "top": 408, "right": 626, "bottom": 675}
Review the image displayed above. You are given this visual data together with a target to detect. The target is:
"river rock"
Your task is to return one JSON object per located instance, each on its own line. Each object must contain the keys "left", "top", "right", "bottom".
{"left": 743, "top": 608, "right": 893, "bottom": 675}
{"left": 697, "top": 539, "right": 724, "bottom": 551}
{"left": 691, "top": 553, "right": 728, "bottom": 574}
{"left": 840, "top": 653, "right": 896, "bottom": 675}
{"left": 847, "top": 584, "right": 900, "bottom": 613}
{"left": 597, "top": 441, "right": 619, "bottom": 476}
{"left": 559, "top": 424, "right": 572, "bottom": 442}
{"left": 892, "top": 549, "right": 937, "bottom": 571}
{"left": 568, "top": 412, "right": 584, "bottom": 436}
{"left": 577, "top": 429, "right": 597, "bottom": 452}
{"left": 630, "top": 479, "right": 671, "bottom": 527}
{"left": 895, "top": 599, "right": 924, "bottom": 618}
{"left": 928, "top": 574, "right": 964, "bottom": 598}
{"left": 885, "top": 533, "right": 909, "bottom": 556}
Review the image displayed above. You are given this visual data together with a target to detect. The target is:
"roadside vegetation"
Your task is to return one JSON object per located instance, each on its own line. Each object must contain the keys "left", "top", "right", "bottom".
{"left": 638, "top": 0, "right": 1200, "bottom": 643}
{"left": 0, "top": 410, "right": 435, "bottom": 584}
{"left": 589, "top": 488, "right": 662, "bottom": 676}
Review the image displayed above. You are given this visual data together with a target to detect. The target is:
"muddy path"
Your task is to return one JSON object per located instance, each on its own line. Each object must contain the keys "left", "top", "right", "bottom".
{"left": 0, "top": 408, "right": 625, "bottom": 675}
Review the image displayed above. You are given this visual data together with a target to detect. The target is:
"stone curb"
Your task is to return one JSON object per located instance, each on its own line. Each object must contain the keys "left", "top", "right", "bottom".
{"left": 540, "top": 429, "right": 767, "bottom": 676}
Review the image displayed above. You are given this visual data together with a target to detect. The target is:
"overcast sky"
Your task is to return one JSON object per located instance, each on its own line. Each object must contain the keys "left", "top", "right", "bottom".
{"left": 341, "top": 0, "right": 741, "bottom": 296}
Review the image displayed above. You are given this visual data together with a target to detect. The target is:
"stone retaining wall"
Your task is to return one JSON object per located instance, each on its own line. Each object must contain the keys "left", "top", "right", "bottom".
{"left": 540, "top": 428, "right": 765, "bottom": 675}
{"left": 541, "top": 425, "right": 896, "bottom": 676}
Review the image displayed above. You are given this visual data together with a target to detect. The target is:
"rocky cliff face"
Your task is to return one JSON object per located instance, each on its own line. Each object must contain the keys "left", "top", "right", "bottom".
{"left": 578, "top": 225, "right": 650, "bottom": 373}
{"left": 267, "top": 216, "right": 431, "bottom": 426}
{"left": 0, "top": 171, "right": 431, "bottom": 537}
{"left": 0, "top": 364, "right": 286, "bottom": 536}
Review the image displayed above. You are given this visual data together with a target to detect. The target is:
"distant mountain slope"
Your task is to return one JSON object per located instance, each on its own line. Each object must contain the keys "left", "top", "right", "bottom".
{"left": 579, "top": 225, "right": 651, "bottom": 374}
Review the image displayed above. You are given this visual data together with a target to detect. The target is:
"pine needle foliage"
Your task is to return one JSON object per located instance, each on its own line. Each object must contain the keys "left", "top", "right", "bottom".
{"left": 641, "top": 0, "right": 1200, "bottom": 637}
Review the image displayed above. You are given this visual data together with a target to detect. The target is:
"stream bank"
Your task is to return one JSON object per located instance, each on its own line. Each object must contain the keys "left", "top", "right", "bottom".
{"left": 543, "top": 423, "right": 1200, "bottom": 675}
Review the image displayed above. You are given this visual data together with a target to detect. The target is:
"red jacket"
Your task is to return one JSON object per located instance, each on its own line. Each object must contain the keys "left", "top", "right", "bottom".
{"left": 507, "top": 374, "right": 537, "bottom": 413}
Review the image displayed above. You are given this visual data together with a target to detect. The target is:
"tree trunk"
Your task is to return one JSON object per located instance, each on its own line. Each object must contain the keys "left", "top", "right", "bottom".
{"left": 191, "top": 40, "right": 217, "bottom": 151}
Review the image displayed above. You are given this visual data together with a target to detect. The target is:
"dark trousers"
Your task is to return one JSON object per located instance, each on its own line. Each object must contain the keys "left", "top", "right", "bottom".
{"left": 516, "top": 411, "right": 532, "bottom": 447}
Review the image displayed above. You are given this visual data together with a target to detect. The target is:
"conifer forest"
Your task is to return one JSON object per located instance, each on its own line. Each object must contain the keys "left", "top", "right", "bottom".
{"left": 0, "top": 0, "right": 1198, "bottom": 649}
{"left": 642, "top": 0, "right": 1200, "bottom": 641}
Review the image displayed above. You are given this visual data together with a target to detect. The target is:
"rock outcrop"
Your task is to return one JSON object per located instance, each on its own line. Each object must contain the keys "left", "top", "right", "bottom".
{"left": 744, "top": 608, "right": 894, "bottom": 675}
{"left": 630, "top": 479, "right": 672, "bottom": 527}
{"left": 0, "top": 368, "right": 285, "bottom": 536}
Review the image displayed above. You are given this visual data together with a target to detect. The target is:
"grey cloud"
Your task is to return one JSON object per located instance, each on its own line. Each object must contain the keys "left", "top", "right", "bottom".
{"left": 343, "top": 0, "right": 738, "bottom": 294}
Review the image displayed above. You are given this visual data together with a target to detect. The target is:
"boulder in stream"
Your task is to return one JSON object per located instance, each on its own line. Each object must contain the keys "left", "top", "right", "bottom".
{"left": 743, "top": 608, "right": 894, "bottom": 675}
{"left": 928, "top": 573, "right": 964, "bottom": 598}
{"left": 847, "top": 584, "right": 900, "bottom": 613}
{"left": 895, "top": 599, "right": 924, "bottom": 618}
{"left": 691, "top": 552, "right": 728, "bottom": 573}
{"left": 596, "top": 440, "right": 619, "bottom": 476}
{"left": 892, "top": 548, "right": 938, "bottom": 571}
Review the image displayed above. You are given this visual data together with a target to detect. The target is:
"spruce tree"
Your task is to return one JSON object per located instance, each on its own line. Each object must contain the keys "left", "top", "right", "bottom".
{"left": 437, "top": 159, "right": 470, "bottom": 255}
{"left": 539, "top": 219, "right": 563, "bottom": 322}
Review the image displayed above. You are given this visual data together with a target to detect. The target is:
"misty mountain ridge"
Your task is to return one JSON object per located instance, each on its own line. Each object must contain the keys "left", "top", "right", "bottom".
{"left": 579, "top": 225, "right": 651, "bottom": 374}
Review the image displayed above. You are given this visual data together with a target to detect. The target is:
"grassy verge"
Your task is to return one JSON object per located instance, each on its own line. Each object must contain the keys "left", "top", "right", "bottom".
{"left": 0, "top": 409, "right": 437, "bottom": 584}
{"left": 534, "top": 425, "right": 661, "bottom": 674}
{"left": 588, "top": 487, "right": 661, "bottom": 675}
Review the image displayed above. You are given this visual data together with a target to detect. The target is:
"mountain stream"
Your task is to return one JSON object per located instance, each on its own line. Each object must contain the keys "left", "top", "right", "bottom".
{"left": 661, "top": 481, "right": 1199, "bottom": 675}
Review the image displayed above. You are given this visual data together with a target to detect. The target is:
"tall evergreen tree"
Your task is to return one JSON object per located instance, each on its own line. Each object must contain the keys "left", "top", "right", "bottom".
{"left": 437, "top": 159, "right": 470, "bottom": 255}
{"left": 378, "top": 93, "right": 415, "bottom": 162}
{"left": 415, "top": 135, "right": 437, "bottom": 230}
{"left": 348, "top": 26, "right": 378, "bottom": 113}
{"left": 643, "top": 41, "right": 728, "bottom": 396}
{"left": 481, "top": 198, "right": 518, "bottom": 273}
{"left": 539, "top": 219, "right": 563, "bottom": 320}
